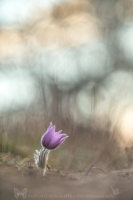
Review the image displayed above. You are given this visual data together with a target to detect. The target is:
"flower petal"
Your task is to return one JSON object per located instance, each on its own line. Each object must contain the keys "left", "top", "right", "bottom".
{"left": 48, "top": 134, "right": 68, "bottom": 150}
{"left": 50, "top": 136, "right": 68, "bottom": 150}
{"left": 41, "top": 125, "right": 55, "bottom": 147}
{"left": 50, "top": 133, "right": 67, "bottom": 144}
{"left": 55, "top": 130, "right": 62, "bottom": 135}
{"left": 46, "top": 122, "right": 53, "bottom": 132}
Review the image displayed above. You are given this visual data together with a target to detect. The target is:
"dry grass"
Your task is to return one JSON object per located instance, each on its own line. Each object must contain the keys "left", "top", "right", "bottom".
{"left": 0, "top": 106, "right": 130, "bottom": 171}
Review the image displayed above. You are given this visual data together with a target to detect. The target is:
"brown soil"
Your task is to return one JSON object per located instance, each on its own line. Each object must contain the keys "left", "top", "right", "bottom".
{"left": 0, "top": 153, "right": 133, "bottom": 200}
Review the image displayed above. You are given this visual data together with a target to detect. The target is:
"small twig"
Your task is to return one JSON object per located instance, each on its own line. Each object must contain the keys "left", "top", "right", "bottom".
{"left": 85, "top": 165, "right": 109, "bottom": 176}
{"left": 47, "top": 164, "right": 51, "bottom": 170}
{"left": 92, "top": 167, "right": 109, "bottom": 174}
{"left": 15, "top": 163, "right": 21, "bottom": 170}
{"left": 85, "top": 164, "right": 94, "bottom": 175}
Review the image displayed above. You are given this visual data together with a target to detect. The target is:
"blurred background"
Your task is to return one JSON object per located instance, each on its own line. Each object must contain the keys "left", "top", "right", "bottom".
{"left": 0, "top": 0, "right": 133, "bottom": 171}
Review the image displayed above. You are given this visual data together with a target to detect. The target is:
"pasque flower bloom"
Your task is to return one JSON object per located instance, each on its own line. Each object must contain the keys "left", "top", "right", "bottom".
{"left": 41, "top": 122, "right": 68, "bottom": 150}
{"left": 34, "top": 122, "right": 68, "bottom": 175}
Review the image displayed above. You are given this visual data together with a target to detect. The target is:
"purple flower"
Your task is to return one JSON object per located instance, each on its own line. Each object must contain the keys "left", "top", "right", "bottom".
{"left": 41, "top": 122, "right": 68, "bottom": 150}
